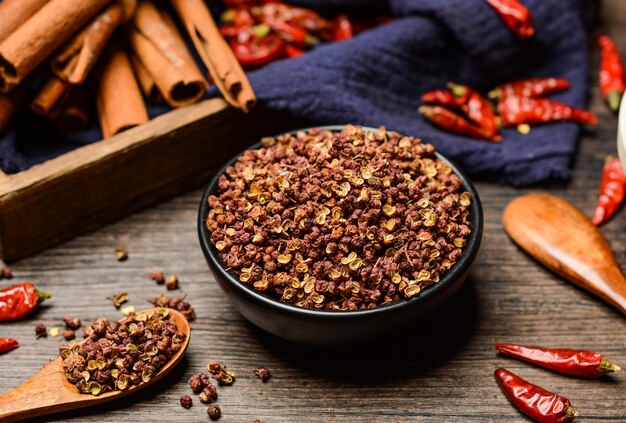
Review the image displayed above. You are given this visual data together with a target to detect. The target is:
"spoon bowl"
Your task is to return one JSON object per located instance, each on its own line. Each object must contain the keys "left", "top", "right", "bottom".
{"left": 503, "top": 194, "right": 626, "bottom": 316}
{"left": 0, "top": 308, "right": 191, "bottom": 422}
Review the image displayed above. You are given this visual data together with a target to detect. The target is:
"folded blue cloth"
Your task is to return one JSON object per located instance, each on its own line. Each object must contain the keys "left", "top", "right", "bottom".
{"left": 245, "top": 0, "right": 594, "bottom": 186}
{"left": 0, "top": 0, "right": 592, "bottom": 186}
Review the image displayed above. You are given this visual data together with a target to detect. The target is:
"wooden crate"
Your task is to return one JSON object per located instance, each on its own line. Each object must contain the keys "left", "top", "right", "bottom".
{"left": 0, "top": 98, "right": 301, "bottom": 262}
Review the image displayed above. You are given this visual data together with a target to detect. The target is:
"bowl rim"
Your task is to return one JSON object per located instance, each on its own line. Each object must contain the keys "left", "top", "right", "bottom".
{"left": 198, "top": 125, "right": 483, "bottom": 320}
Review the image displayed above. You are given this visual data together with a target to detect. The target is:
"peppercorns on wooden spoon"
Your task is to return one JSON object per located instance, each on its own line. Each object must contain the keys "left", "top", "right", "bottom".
{"left": 0, "top": 308, "right": 191, "bottom": 422}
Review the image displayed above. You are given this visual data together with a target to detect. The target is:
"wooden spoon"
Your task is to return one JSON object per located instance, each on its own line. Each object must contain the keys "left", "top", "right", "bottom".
{"left": 503, "top": 194, "right": 626, "bottom": 316}
{"left": 0, "top": 308, "right": 190, "bottom": 422}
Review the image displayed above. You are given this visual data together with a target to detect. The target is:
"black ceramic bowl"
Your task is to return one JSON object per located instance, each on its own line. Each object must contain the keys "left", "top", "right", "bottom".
{"left": 198, "top": 126, "right": 483, "bottom": 344}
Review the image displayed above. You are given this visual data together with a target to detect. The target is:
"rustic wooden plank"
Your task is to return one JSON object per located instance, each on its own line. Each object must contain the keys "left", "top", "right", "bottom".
{"left": 0, "top": 98, "right": 301, "bottom": 262}
{"left": 0, "top": 1, "right": 625, "bottom": 422}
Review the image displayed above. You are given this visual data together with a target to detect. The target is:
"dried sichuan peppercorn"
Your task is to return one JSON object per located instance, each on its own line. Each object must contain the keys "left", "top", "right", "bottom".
{"left": 149, "top": 272, "right": 165, "bottom": 285}
{"left": 207, "top": 126, "right": 473, "bottom": 310}
{"left": 189, "top": 373, "right": 211, "bottom": 393}
{"left": 485, "top": 0, "right": 535, "bottom": 39}
{"left": 0, "top": 266, "right": 13, "bottom": 279}
{"left": 114, "top": 246, "right": 128, "bottom": 261}
{"left": 35, "top": 323, "right": 47, "bottom": 339}
{"left": 419, "top": 105, "right": 501, "bottom": 141}
{"left": 496, "top": 342, "right": 621, "bottom": 378}
{"left": 60, "top": 310, "right": 186, "bottom": 396}
{"left": 597, "top": 34, "right": 626, "bottom": 112}
{"left": 199, "top": 384, "right": 218, "bottom": 404}
{"left": 63, "top": 317, "right": 81, "bottom": 330}
{"left": 109, "top": 292, "right": 129, "bottom": 309}
{"left": 0, "top": 283, "right": 51, "bottom": 322}
{"left": 592, "top": 157, "right": 626, "bottom": 226}
{"left": 254, "top": 367, "right": 271, "bottom": 382}
{"left": 0, "top": 338, "right": 19, "bottom": 354}
{"left": 148, "top": 295, "right": 196, "bottom": 321}
{"left": 495, "top": 368, "right": 579, "bottom": 422}
{"left": 180, "top": 394, "right": 193, "bottom": 409}
{"left": 63, "top": 329, "right": 76, "bottom": 341}
{"left": 489, "top": 78, "right": 571, "bottom": 100}
{"left": 208, "top": 404, "right": 221, "bottom": 420}
{"left": 165, "top": 274, "right": 180, "bottom": 290}
{"left": 498, "top": 96, "right": 597, "bottom": 126}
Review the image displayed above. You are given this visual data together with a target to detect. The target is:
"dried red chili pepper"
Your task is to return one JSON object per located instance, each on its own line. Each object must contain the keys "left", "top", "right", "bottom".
{"left": 498, "top": 95, "right": 597, "bottom": 126}
{"left": 334, "top": 14, "right": 353, "bottom": 41}
{"left": 0, "top": 338, "right": 19, "bottom": 354}
{"left": 597, "top": 34, "right": 626, "bottom": 112}
{"left": 260, "top": 16, "right": 315, "bottom": 47}
{"left": 220, "top": 25, "right": 241, "bottom": 39}
{"left": 496, "top": 342, "right": 621, "bottom": 378}
{"left": 448, "top": 83, "right": 499, "bottom": 136}
{"left": 485, "top": 0, "right": 535, "bottom": 39}
{"left": 421, "top": 89, "right": 457, "bottom": 109}
{"left": 489, "top": 78, "right": 571, "bottom": 100}
{"left": 285, "top": 44, "right": 305, "bottom": 58}
{"left": 495, "top": 368, "right": 579, "bottom": 423}
{"left": 223, "top": 0, "right": 264, "bottom": 7}
{"left": 256, "top": 2, "right": 333, "bottom": 39}
{"left": 0, "top": 283, "right": 51, "bottom": 322}
{"left": 419, "top": 105, "right": 502, "bottom": 142}
{"left": 230, "top": 30, "right": 285, "bottom": 68}
{"left": 221, "top": 8, "right": 256, "bottom": 27}
{"left": 592, "top": 156, "right": 626, "bottom": 225}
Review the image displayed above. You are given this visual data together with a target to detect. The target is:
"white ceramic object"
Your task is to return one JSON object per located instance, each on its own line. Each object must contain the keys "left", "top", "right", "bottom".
{"left": 618, "top": 93, "right": 626, "bottom": 172}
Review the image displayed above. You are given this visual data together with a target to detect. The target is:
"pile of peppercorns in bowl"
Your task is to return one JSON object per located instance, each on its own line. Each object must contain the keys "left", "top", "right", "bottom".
{"left": 198, "top": 125, "right": 483, "bottom": 344}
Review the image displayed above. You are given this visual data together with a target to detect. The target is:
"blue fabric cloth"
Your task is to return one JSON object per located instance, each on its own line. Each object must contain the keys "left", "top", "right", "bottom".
{"left": 0, "top": 0, "right": 593, "bottom": 186}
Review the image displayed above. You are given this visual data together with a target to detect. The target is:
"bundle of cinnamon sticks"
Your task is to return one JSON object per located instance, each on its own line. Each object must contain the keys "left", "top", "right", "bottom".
{"left": 0, "top": 0, "right": 255, "bottom": 139}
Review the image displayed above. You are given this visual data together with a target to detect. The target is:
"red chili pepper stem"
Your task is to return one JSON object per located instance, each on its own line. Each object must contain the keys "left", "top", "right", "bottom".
{"left": 606, "top": 90, "right": 622, "bottom": 113}
{"left": 565, "top": 408, "right": 580, "bottom": 421}
{"left": 600, "top": 358, "right": 621, "bottom": 374}
{"left": 37, "top": 290, "right": 52, "bottom": 303}
{"left": 252, "top": 23, "right": 271, "bottom": 39}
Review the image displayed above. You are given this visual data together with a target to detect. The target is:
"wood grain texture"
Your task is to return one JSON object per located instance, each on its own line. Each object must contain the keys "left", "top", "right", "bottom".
{"left": 0, "top": 2, "right": 625, "bottom": 422}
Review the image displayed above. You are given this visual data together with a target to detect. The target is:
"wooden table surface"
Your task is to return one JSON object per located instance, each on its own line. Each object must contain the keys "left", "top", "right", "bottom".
{"left": 2, "top": 3, "right": 626, "bottom": 423}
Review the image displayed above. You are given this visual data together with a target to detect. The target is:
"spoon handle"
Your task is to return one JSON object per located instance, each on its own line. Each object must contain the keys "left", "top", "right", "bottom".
{"left": 503, "top": 194, "right": 626, "bottom": 316}
{"left": 0, "top": 359, "right": 78, "bottom": 422}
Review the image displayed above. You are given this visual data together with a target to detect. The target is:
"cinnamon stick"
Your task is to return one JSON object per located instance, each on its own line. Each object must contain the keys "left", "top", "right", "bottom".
{"left": 129, "top": 53, "right": 163, "bottom": 104}
{"left": 54, "top": 89, "right": 90, "bottom": 132}
{"left": 51, "top": 0, "right": 137, "bottom": 85}
{"left": 31, "top": 76, "right": 72, "bottom": 117}
{"left": 0, "top": 0, "right": 112, "bottom": 93}
{"left": 0, "top": 0, "right": 48, "bottom": 44}
{"left": 96, "top": 41, "right": 149, "bottom": 138}
{"left": 0, "top": 89, "right": 23, "bottom": 134}
{"left": 129, "top": 1, "right": 207, "bottom": 107}
{"left": 171, "top": 0, "right": 256, "bottom": 112}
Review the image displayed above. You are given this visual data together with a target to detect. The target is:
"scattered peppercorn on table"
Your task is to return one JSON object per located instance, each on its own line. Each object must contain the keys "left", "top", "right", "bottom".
{"left": 1, "top": 6, "right": 626, "bottom": 423}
